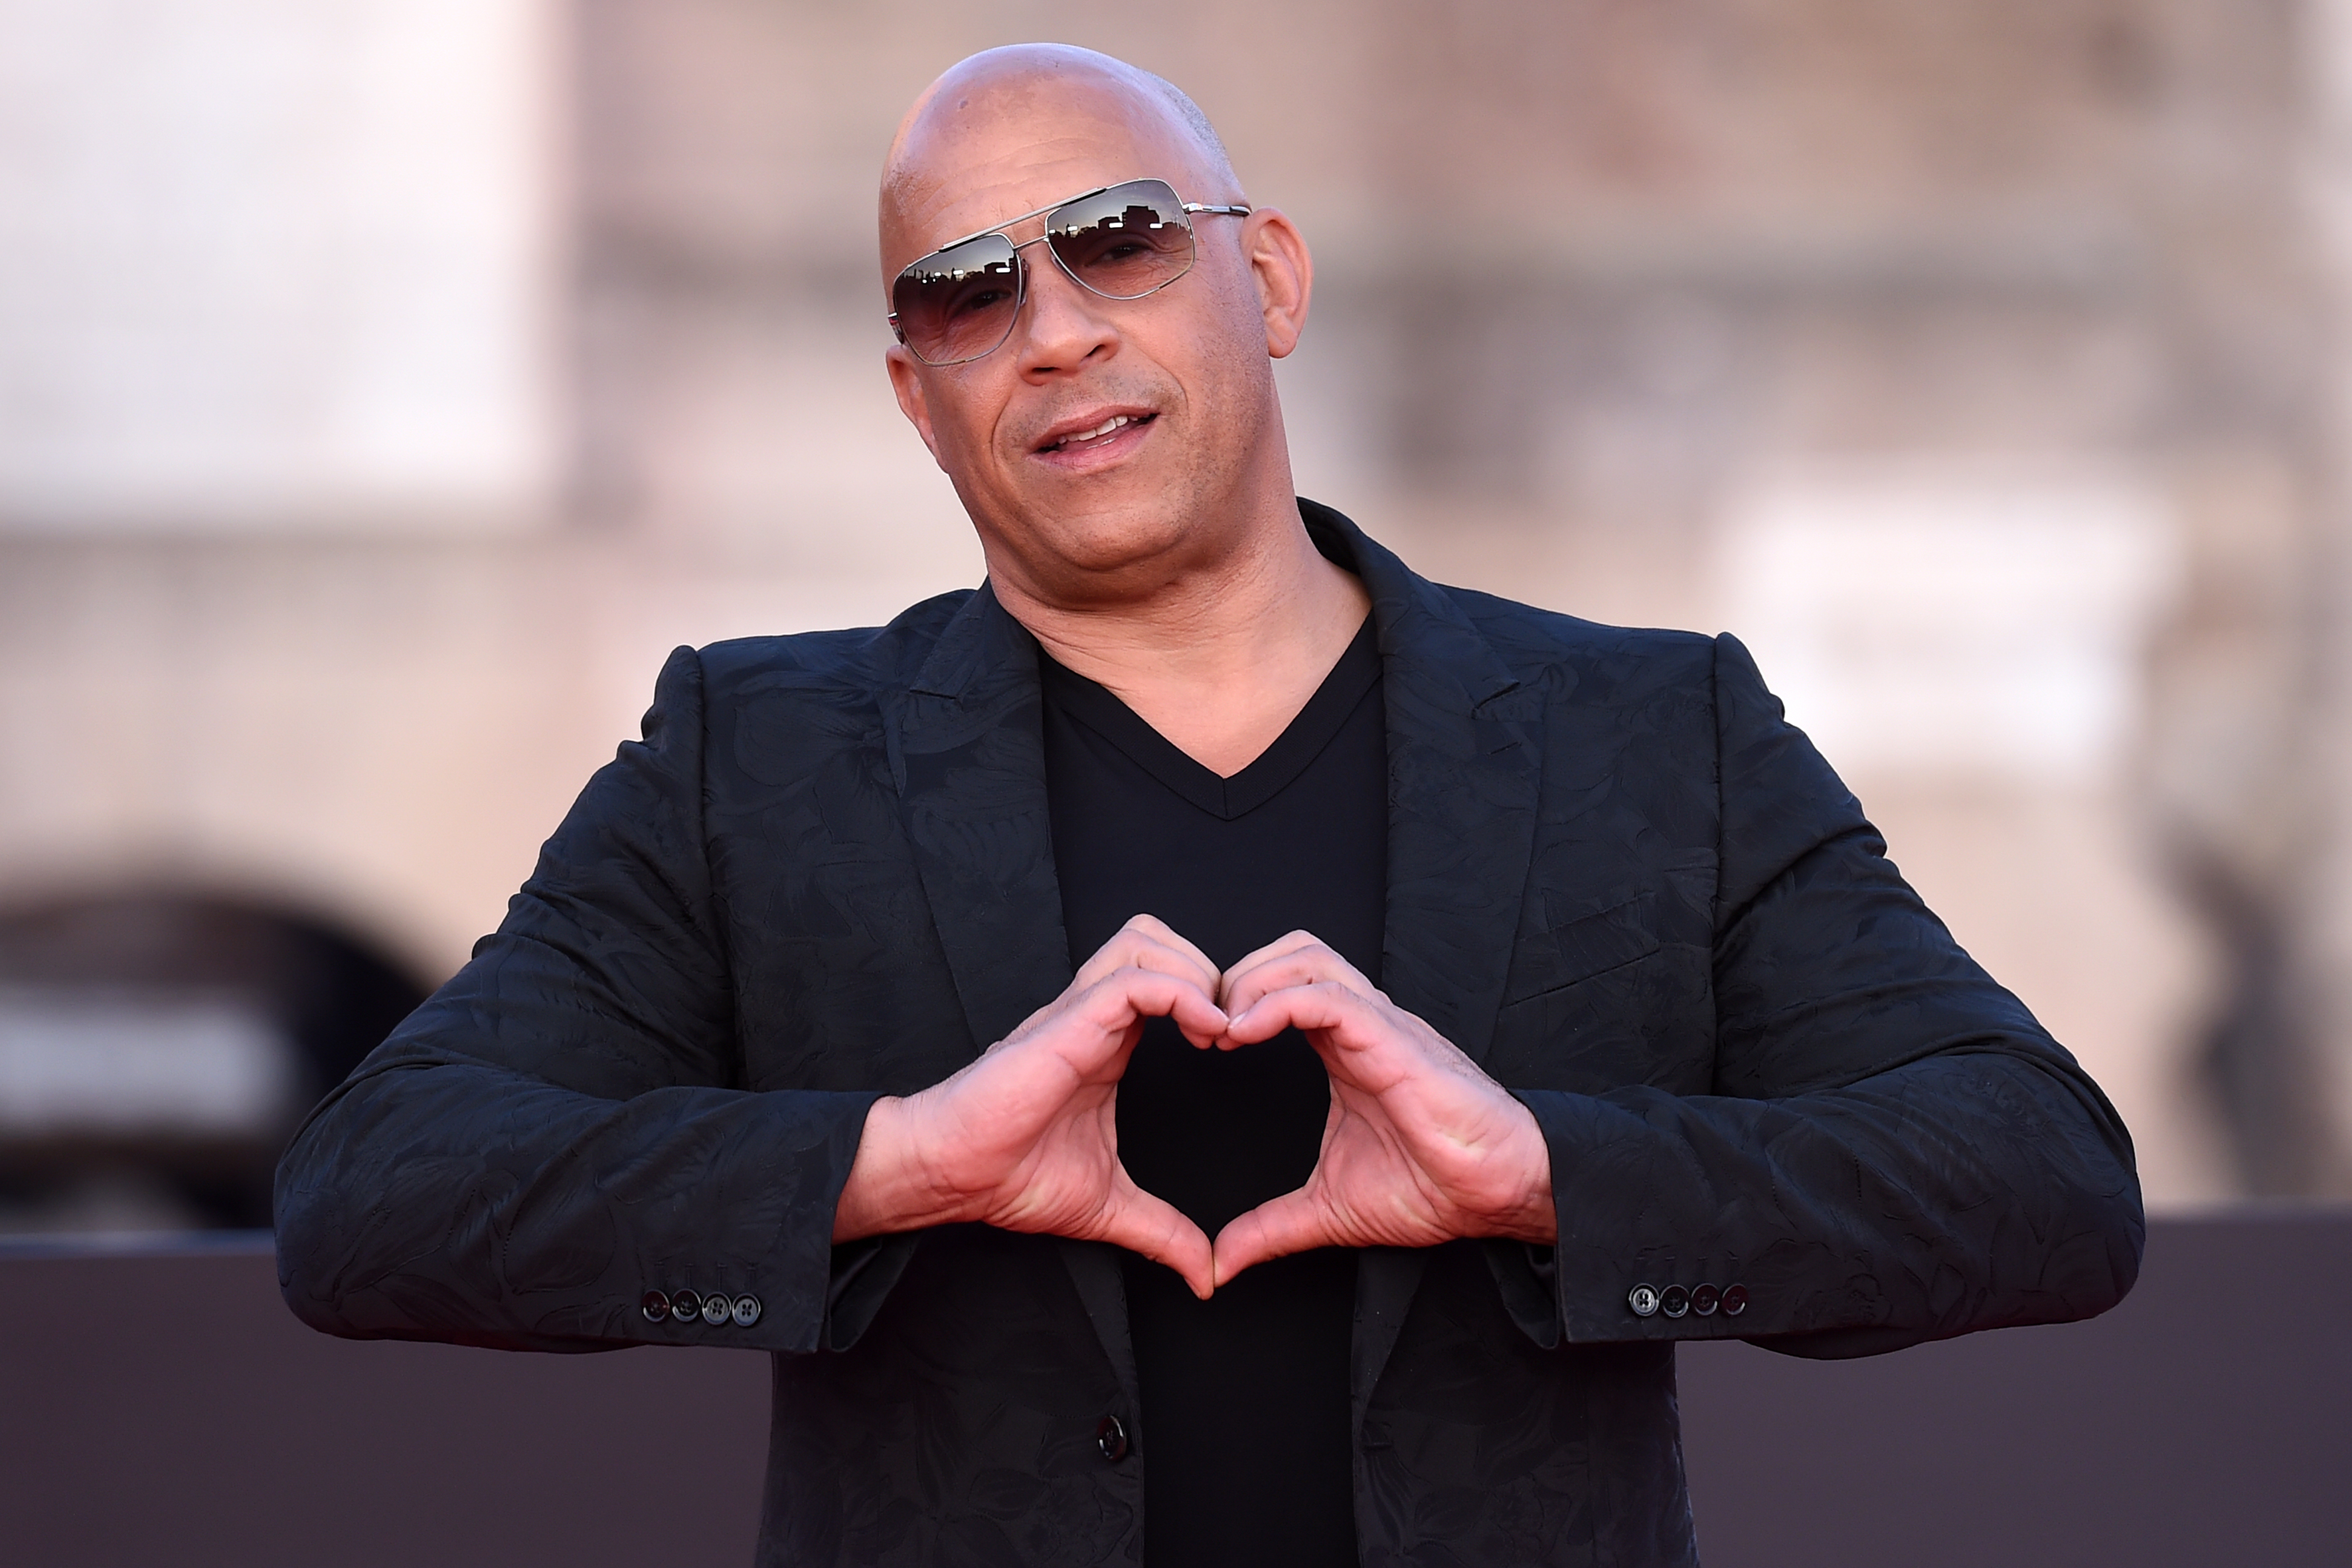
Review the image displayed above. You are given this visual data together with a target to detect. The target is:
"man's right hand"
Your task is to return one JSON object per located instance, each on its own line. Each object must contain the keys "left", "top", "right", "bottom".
{"left": 831, "top": 915, "right": 1224, "bottom": 1298}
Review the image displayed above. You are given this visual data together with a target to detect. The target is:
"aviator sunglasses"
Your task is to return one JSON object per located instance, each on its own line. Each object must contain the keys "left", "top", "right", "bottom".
{"left": 888, "top": 177, "right": 1252, "bottom": 367}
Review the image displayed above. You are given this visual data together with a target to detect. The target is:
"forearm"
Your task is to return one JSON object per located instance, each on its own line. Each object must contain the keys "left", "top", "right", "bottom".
{"left": 275, "top": 1054, "right": 878, "bottom": 1354}
{"left": 1523, "top": 1046, "right": 2142, "bottom": 1346}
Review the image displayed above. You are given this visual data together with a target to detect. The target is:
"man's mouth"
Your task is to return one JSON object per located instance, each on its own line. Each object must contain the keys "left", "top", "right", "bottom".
{"left": 1039, "top": 412, "right": 1156, "bottom": 453}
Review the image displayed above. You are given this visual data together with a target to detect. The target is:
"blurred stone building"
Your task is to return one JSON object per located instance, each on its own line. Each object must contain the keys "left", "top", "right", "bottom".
{"left": 3, "top": 0, "right": 2348, "bottom": 1225}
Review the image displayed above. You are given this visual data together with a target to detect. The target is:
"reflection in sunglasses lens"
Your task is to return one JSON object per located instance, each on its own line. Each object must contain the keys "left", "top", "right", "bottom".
{"left": 892, "top": 233, "right": 1021, "bottom": 364}
{"left": 1049, "top": 181, "right": 1194, "bottom": 300}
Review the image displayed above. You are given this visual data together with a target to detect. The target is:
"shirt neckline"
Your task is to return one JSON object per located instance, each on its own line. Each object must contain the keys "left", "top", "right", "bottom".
{"left": 1038, "top": 615, "right": 1381, "bottom": 822}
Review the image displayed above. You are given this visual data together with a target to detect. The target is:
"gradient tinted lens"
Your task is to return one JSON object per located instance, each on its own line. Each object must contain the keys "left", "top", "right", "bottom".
{"left": 1047, "top": 180, "right": 1194, "bottom": 300}
{"left": 891, "top": 232, "right": 1022, "bottom": 365}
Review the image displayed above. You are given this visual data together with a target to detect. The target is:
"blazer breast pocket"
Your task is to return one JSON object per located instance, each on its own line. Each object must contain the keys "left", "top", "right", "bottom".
{"left": 1504, "top": 890, "right": 1662, "bottom": 1006}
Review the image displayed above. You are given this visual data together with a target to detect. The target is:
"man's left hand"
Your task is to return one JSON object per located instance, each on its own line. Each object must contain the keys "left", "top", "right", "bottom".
{"left": 1208, "top": 932, "right": 1557, "bottom": 1287}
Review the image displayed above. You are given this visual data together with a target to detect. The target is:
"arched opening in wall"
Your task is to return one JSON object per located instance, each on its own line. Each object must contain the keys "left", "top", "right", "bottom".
{"left": 0, "top": 893, "right": 428, "bottom": 1236}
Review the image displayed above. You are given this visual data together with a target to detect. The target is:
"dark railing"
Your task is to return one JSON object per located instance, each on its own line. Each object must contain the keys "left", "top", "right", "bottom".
{"left": 2, "top": 1211, "right": 2344, "bottom": 1566}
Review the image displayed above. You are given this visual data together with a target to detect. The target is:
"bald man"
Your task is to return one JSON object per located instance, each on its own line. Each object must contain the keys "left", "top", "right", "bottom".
{"left": 278, "top": 44, "right": 2144, "bottom": 1568}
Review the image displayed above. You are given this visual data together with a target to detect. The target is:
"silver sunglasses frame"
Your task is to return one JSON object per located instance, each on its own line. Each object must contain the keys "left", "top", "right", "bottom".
{"left": 886, "top": 178, "right": 1253, "bottom": 366}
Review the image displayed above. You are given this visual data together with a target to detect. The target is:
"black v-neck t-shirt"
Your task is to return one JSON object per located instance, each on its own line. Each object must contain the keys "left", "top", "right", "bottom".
{"left": 1041, "top": 615, "right": 1385, "bottom": 1568}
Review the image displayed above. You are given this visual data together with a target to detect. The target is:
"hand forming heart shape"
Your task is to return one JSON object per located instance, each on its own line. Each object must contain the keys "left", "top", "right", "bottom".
{"left": 831, "top": 913, "right": 1556, "bottom": 1298}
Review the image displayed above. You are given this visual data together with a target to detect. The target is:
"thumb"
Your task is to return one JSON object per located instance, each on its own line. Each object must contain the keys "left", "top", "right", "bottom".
{"left": 1210, "top": 1188, "right": 1330, "bottom": 1289}
{"left": 1097, "top": 1171, "right": 1217, "bottom": 1300}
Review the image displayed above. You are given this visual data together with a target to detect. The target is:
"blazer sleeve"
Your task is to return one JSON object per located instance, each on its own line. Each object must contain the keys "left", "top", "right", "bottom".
{"left": 274, "top": 645, "right": 882, "bottom": 1355}
{"left": 1514, "top": 633, "right": 2145, "bottom": 1354}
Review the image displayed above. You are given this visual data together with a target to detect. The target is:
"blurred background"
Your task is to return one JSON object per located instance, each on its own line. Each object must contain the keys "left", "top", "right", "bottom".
{"left": 3, "top": 0, "right": 2350, "bottom": 1234}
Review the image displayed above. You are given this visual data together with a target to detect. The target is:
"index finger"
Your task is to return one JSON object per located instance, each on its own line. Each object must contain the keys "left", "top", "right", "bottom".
{"left": 1067, "top": 964, "right": 1231, "bottom": 1060}
{"left": 1073, "top": 913, "right": 1221, "bottom": 996}
{"left": 1220, "top": 929, "right": 1374, "bottom": 1016}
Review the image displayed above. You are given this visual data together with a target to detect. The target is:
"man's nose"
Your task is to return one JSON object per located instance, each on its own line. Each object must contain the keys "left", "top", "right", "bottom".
{"left": 1012, "top": 250, "right": 1121, "bottom": 377}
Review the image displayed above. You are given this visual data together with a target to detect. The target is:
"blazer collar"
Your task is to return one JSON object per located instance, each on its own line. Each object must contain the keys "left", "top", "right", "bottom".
{"left": 906, "top": 576, "right": 1028, "bottom": 704}
{"left": 1301, "top": 499, "right": 1524, "bottom": 713}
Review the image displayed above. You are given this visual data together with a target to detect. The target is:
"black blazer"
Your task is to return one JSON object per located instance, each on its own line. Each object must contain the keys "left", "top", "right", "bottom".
{"left": 276, "top": 501, "right": 2142, "bottom": 1567}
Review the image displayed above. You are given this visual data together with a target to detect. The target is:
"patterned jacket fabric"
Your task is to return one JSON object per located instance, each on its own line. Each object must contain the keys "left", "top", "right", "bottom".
{"left": 275, "top": 501, "right": 2144, "bottom": 1566}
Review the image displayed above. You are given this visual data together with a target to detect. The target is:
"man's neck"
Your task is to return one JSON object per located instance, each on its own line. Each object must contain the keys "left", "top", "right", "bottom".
{"left": 994, "top": 504, "right": 1373, "bottom": 779}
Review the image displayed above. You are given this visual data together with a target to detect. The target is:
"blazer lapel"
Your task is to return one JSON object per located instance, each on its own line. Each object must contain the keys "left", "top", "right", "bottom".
{"left": 882, "top": 582, "right": 1074, "bottom": 1055}
{"left": 1305, "top": 502, "right": 1548, "bottom": 1419}
{"left": 1330, "top": 509, "right": 1547, "bottom": 1069}
{"left": 882, "top": 586, "right": 1144, "bottom": 1402}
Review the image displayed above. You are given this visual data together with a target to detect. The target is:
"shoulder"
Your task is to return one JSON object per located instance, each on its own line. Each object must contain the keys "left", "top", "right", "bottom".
{"left": 1433, "top": 580, "right": 1723, "bottom": 705}
{"left": 1432, "top": 583, "right": 1820, "bottom": 792}
{"left": 686, "top": 589, "right": 976, "bottom": 706}
{"left": 638, "top": 590, "right": 979, "bottom": 794}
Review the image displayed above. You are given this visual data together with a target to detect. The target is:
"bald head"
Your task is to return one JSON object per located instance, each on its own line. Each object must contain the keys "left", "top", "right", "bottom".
{"left": 871, "top": 43, "right": 1313, "bottom": 619}
{"left": 880, "top": 45, "right": 1243, "bottom": 280}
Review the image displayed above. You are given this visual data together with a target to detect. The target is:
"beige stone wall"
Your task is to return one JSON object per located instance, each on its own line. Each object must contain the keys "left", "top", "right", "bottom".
{"left": 6, "top": 0, "right": 2344, "bottom": 1204}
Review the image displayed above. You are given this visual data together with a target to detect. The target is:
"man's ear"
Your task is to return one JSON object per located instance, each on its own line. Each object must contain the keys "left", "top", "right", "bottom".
{"left": 884, "top": 345, "right": 949, "bottom": 469}
{"left": 1242, "top": 208, "right": 1313, "bottom": 359}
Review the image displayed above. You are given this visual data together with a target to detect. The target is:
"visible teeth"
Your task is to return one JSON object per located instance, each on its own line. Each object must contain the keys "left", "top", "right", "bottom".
{"left": 1056, "top": 415, "right": 1129, "bottom": 449}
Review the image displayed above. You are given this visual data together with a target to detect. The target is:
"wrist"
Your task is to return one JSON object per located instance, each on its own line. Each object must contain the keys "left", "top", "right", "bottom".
{"left": 834, "top": 1095, "right": 955, "bottom": 1241}
{"left": 1499, "top": 1184, "right": 1559, "bottom": 1245}
{"left": 1493, "top": 1101, "right": 1558, "bottom": 1245}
